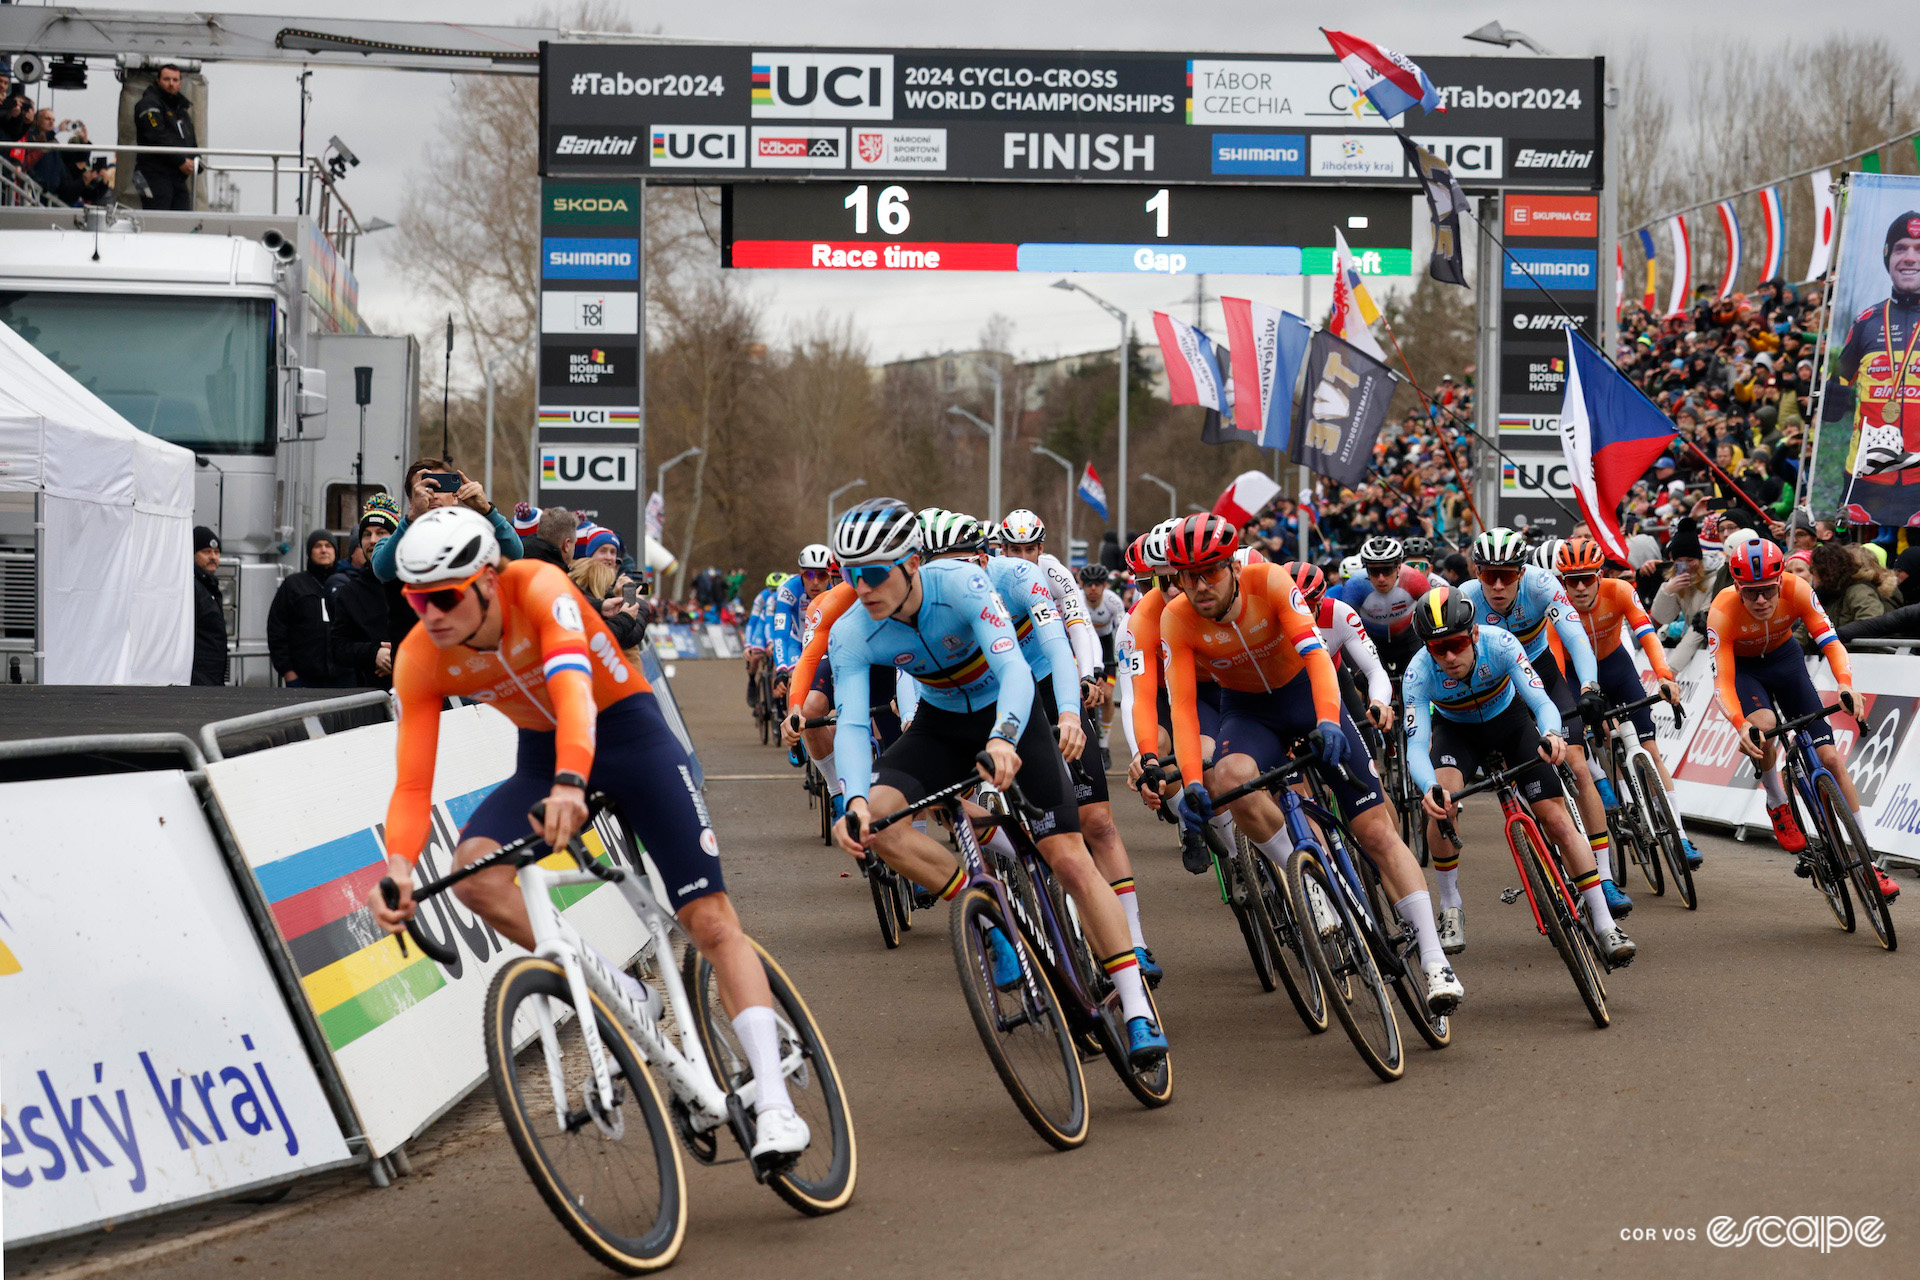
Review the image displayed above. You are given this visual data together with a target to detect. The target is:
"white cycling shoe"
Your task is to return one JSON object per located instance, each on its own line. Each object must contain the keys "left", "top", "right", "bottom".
{"left": 1422, "top": 960, "right": 1464, "bottom": 1015}
{"left": 1598, "top": 924, "right": 1637, "bottom": 968}
{"left": 1306, "top": 879, "right": 1342, "bottom": 937}
{"left": 1437, "top": 906, "right": 1466, "bottom": 955}
{"left": 750, "top": 1107, "right": 811, "bottom": 1164}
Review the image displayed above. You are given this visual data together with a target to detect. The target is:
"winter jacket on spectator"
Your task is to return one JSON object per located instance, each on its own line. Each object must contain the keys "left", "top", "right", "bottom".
{"left": 132, "top": 80, "right": 196, "bottom": 180}
{"left": 329, "top": 563, "right": 399, "bottom": 689}
{"left": 191, "top": 564, "right": 228, "bottom": 686}
{"left": 266, "top": 531, "right": 340, "bottom": 686}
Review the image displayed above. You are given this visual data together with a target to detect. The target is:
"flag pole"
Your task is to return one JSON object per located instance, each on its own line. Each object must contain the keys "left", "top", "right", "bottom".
{"left": 1672, "top": 432, "right": 1780, "bottom": 531}
{"left": 1372, "top": 310, "right": 1486, "bottom": 535}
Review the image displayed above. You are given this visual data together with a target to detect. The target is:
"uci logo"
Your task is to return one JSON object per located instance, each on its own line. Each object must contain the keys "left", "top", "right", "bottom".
{"left": 751, "top": 52, "right": 893, "bottom": 118}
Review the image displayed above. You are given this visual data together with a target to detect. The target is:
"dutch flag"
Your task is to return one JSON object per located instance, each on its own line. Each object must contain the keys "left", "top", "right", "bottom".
{"left": 1322, "top": 28, "right": 1443, "bottom": 120}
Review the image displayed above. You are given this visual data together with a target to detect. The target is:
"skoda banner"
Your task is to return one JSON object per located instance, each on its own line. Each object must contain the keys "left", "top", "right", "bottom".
{"left": 538, "top": 179, "right": 644, "bottom": 552}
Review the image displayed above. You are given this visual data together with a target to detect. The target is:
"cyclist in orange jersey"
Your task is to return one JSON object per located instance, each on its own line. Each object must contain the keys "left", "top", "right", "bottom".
{"left": 366, "top": 508, "right": 810, "bottom": 1161}
{"left": 1154, "top": 514, "right": 1460, "bottom": 1013}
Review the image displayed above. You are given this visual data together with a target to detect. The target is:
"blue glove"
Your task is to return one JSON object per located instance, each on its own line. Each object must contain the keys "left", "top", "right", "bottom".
{"left": 1663, "top": 619, "right": 1685, "bottom": 643}
{"left": 1180, "top": 782, "right": 1214, "bottom": 827}
{"left": 1309, "top": 721, "right": 1350, "bottom": 771}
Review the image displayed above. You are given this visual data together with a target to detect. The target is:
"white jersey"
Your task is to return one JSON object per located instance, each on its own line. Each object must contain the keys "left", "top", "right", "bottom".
{"left": 1113, "top": 606, "right": 1140, "bottom": 756}
{"left": 1322, "top": 596, "right": 1392, "bottom": 707}
{"left": 1037, "top": 551, "right": 1100, "bottom": 680}
{"left": 1085, "top": 589, "right": 1126, "bottom": 640}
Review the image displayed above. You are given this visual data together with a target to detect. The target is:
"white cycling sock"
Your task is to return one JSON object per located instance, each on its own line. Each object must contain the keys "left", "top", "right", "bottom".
{"left": 731, "top": 1005, "right": 794, "bottom": 1116}
{"left": 1104, "top": 953, "right": 1154, "bottom": 1023}
{"left": 808, "top": 747, "right": 843, "bottom": 796}
{"left": 985, "top": 827, "right": 1018, "bottom": 861}
{"left": 1434, "top": 866, "right": 1462, "bottom": 911}
{"left": 1760, "top": 767, "right": 1788, "bottom": 808}
{"left": 1207, "top": 812, "right": 1235, "bottom": 840}
{"left": 1590, "top": 831, "right": 1615, "bottom": 884}
{"left": 593, "top": 942, "right": 648, "bottom": 1002}
{"left": 1111, "top": 878, "right": 1147, "bottom": 951}
{"left": 1580, "top": 883, "right": 1618, "bottom": 935}
{"left": 1254, "top": 826, "right": 1295, "bottom": 863}
{"left": 1666, "top": 796, "right": 1689, "bottom": 838}
{"left": 1395, "top": 890, "right": 1447, "bottom": 969}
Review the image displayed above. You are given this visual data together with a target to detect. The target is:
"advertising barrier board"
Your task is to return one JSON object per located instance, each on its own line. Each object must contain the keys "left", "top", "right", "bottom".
{"left": 203, "top": 706, "right": 651, "bottom": 1158}
{"left": 0, "top": 772, "right": 352, "bottom": 1245}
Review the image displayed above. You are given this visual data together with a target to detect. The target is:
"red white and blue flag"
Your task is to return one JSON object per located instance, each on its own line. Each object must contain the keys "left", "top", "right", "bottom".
{"left": 1758, "top": 186, "right": 1785, "bottom": 281}
{"left": 1714, "top": 201, "right": 1742, "bottom": 300}
{"left": 1666, "top": 214, "right": 1691, "bottom": 317}
{"left": 1558, "top": 331, "right": 1677, "bottom": 563}
{"left": 1221, "top": 296, "right": 1312, "bottom": 452}
{"left": 1077, "top": 463, "right": 1109, "bottom": 522}
{"left": 1321, "top": 28, "right": 1442, "bottom": 120}
{"left": 1153, "top": 310, "right": 1253, "bottom": 443}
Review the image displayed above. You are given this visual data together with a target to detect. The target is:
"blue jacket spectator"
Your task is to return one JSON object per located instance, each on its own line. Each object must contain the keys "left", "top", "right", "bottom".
{"left": 370, "top": 459, "right": 524, "bottom": 582}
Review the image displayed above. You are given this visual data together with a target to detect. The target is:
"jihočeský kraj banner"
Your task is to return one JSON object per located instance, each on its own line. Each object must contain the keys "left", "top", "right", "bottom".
{"left": 1809, "top": 172, "right": 1920, "bottom": 526}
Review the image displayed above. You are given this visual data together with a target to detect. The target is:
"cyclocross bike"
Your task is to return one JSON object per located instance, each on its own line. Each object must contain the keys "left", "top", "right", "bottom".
{"left": 380, "top": 794, "right": 856, "bottom": 1274}
{"left": 798, "top": 714, "right": 916, "bottom": 945}
{"left": 752, "top": 661, "right": 779, "bottom": 746}
{"left": 1766, "top": 702, "right": 1896, "bottom": 951}
{"left": 863, "top": 753, "right": 1174, "bottom": 1150}
{"left": 1437, "top": 755, "right": 1617, "bottom": 1028}
{"left": 1592, "top": 691, "right": 1696, "bottom": 909}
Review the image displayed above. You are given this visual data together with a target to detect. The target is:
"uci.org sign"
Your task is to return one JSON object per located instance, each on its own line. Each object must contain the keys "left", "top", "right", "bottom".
{"left": 543, "top": 237, "right": 640, "bottom": 280}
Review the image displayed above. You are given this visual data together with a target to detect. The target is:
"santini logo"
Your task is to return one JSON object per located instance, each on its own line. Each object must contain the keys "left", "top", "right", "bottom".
{"left": 1514, "top": 147, "right": 1593, "bottom": 169}
{"left": 555, "top": 134, "right": 639, "bottom": 156}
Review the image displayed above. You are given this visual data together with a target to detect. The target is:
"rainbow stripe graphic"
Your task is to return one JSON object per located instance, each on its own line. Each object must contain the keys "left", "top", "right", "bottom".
{"left": 650, "top": 129, "right": 669, "bottom": 159}
{"left": 542, "top": 452, "right": 559, "bottom": 483}
{"left": 255, "top": 784, "right": 619, "bottom": 1052}
{"left": 1183, "top": 60, "right": 1195, "bottom": 124}
{"left": 537, "top": 409, "right": 640, "bottom": 429}
{"left": 751, "top": 64, "right": 773, "bottom": 106}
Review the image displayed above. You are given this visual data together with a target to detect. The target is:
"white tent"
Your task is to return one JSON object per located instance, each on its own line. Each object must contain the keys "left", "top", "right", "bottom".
{"left": 0, "top": 321, "right": 196, "bottom": 684}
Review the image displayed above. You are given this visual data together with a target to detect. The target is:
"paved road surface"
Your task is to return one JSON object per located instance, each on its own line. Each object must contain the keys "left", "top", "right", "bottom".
{"left": 18, "top": 660, "right": 1919, "bottom": 1278}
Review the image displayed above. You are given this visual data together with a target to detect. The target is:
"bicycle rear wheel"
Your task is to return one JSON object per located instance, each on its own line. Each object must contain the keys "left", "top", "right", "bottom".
{"left": 814, "top": 766, "right": 834, "bottom": 847}
{"left": 1285, "top": 849, "right": 1402, "bottom": 1080}
{"left": 1040, "top": 868, "right": 1174, "bottom": 1108}
{"left": 1516, "top": 829, "right": 1609, "bottom": 1028}
{"left": 1220, "top": 835, "right": 1277, "bottom": 993}
{"left": 1821, "top": 773, "right": 1895, "bottom": 951}
{"left": 1243, "top": 837, "right": 1327, "bottom": 1033}
{"left": 864, "top": 855, "right": 902, "bottom": 949}
{"left": 484, "top": 956, "right": 686, "bottom": 1274}
{"left": 1357, "top": 844, "right": 1451, "bottom": 1051}
{"left": 1634, "top": 755, "right": 1691, "bottom": 908}
{"left": 949, "top": 885, "right": 1089, "bottom": 1150}
{"left": 1790, "top": 776, "right": 1853, "bottom": 931}
{"left": 684, "top": 939, "right": 859, "bottom": 1214}
{"left": 892, "top": 864, "right": 915, "bottom": 933}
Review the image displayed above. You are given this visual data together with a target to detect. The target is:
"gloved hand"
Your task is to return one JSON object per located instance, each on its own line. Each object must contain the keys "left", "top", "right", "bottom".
{"left": 1577, "top": 684, "right": 1609, "bottom": 731}
{"left": 1138, "top": 753, "right": 1167, "bottom": 792}
{"left": 1309, "top": 721, "right": 1349, "bottom": 771}
{"left": 1180, "top": 782, "right": 1213, "bottom": 826}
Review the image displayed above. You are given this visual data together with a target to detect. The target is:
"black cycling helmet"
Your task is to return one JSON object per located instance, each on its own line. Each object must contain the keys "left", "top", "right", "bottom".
{"left": 1077, "top": 564, "right": 1111, "bottom": 586}
{"left": 1411, "top": 585, "right": 1476, "bottom": 645}
{"left": 1403, "top": 535, "right": 1435, "bottom": 562}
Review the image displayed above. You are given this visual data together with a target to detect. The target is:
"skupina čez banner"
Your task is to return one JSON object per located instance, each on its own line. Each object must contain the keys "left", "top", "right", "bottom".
{"left": 1810, "top": 172, "right": 1920, "bottom": 526}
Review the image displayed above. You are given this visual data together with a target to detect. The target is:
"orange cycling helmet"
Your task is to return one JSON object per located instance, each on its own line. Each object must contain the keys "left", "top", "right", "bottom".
{"left": 1163, "top": 512, "right": 1239, "bottom": 571}
{"left": 1555, "top": 538, "right": 1606, "bottom": 575}
{"left": 1285, "top": 561, "right": 1327, "bottom": 606}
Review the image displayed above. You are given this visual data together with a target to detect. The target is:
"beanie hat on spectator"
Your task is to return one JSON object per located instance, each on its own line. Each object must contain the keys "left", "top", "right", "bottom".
{"left": 194, "top": 525, "right": 220, "bottom": 553}
{"left": 360, "top": 492, "right": 400, "bottom": 534}
{"left": 1667, "top": 519, "right": 1703, "bottom": 562}
{"left": 512, "top": 502, "right": 540, "bottom": 537}
{"left": 577, "top": 527, "right": 622, "bottom": 560}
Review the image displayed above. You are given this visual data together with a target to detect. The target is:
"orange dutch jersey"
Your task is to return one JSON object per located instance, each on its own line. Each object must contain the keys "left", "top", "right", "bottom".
{"left": 786, "top": 581, "right": 857, "bottom": 711}
{"left": 1706, "top": 575, "right": 1850, "bottom": 729}
{"left": 1159, "top": 562, "right": 1340, "bottom": 785}
{"left": 1575, "top": 577, "right": 1673, "bottom": 679}
{"left": 1126, "top": 587, "right": 1169, "bottom": 755}
{"left": 386, "top": 559, "right": 652, "bottom": 864}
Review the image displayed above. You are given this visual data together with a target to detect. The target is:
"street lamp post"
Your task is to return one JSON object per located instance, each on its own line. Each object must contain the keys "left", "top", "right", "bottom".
{"left": 656, "top": 446, "right": 702, "bottom": 499}
{"left": 1030, "top": 443, "right": 1075, "bottom": 565}
{"left": 827, "top": 478, "right": 867, "bottom": 542}
{"left": 946, "top": 406, "right": 1001, "bottom": 518}
{"left": 482, "top": 335, "right": 535, "bottom": 497}
{"left": 1140, "top": 473, "right": 1177, "bottom": 520}
{"left": 1051, "top": 280, "right": 1129, "bottom": 541}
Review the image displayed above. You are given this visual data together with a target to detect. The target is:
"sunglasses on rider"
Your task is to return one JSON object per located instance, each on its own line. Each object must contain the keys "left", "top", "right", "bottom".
{"left": 1425, "top": 634, "right": 1473, "bottom": 659}
{"left": 800, "top": 568, "right": 834, "bottom": 583}
{"left": 1476, "top": 568, "right": 1520, "bottom": 587}
{"left": 1561, "top": 572, "right": 1600, "bottom": 587}
{"left": 1173, "top": 564, "right": 1230, "bottom": 588}
{"left": 841, "top": 557, "right": 909, "bottom": 590}
{"left": 1737, "top": 583, "right": 1781, "bottom": 602}
{"left": 402, "top": 567, "right": 486, "bottom": 615}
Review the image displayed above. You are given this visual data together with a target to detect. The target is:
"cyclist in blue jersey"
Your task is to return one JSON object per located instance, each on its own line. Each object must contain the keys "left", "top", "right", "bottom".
{"left": 920, "top": 508, "right": 1163, "bottom": 985}
{"left": 1333, "top": 536, "right": 1433, "bottom": 677}
{"left": 1460, "top": 528, "right": 1627, "bottom": 922}
{"left": 826, "top": 498, "right": 1168, "bottom": 1067}
{"left": 768, "top": 544, "right": 837, "bottom": 704}
{"left": 744, "top": 571, "right": 782, "bottom": 704}
{"left": 1405, "top": 585, "right": 1635, "bottom": 966}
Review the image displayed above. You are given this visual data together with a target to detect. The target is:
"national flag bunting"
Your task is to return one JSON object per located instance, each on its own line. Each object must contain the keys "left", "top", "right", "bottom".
{"left": 1637, "top": 228, "right": 1659, "bottom": 312}
{"left": 1758, "top": 185, "right": 1785, "bottom": 282}
{"left": 1806, "top": 168, "right": 1837, "bottom": 281}
{"left": 1714, "top": 201, "right": 1742, "bottom": 300}
{"left": 1329, "top": 228, "right": 1387, "bottom": 361}
{"left": 1220, "top": 296, "right": 1312, "bottom": 452}
{"left": 1152, "top": 311, "right": 1250, "bottom": 444}
{"left": 1558, "top": 331, "right": 1678, "bottom": 564}
{"left": 1666, "top": 214, "right": 1692, "bottom": 317}
{"left": 1321, "top": 28, "right": 1442, "bottom": 120}
{"left": 1077, "top": 463, "right": 1109, "bottom": 522}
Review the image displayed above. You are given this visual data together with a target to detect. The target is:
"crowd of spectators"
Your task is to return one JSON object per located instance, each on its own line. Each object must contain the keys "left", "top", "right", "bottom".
{"left": 0, "top": 58, "right": 190, "bottom": 208}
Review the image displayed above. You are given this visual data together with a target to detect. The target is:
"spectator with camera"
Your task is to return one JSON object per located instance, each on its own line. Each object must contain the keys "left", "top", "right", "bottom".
{"left": 369, "top": 457, "right": 524, "bottom": 583}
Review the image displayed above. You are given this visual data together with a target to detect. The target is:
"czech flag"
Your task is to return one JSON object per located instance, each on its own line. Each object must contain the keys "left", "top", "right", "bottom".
{"left": 1321, "top": 28, "right": 1442, "bottom": 120}
{"left": 1558, "top": 331, "right": 1677, "bottom": 563}
{"left": 1077, "top": 463, "right": 1109, "bottom": 523}
{"left": 1212, "top": 470, "right": 1283, "bottom": 528}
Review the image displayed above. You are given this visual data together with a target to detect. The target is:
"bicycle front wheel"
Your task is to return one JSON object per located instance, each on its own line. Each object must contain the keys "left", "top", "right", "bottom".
{"left": 865, "top": 856, "right": 902, "bottom": 949}
{"left": 1357, "top": 843, "right": 1451, "bottom": 1052}
{"left": 1285, "top": 849, "right": 1403, "bottom": 1081}
{"left": 685, "top": 938, "right": 859, "bottom": 1214}
{"left": 1634, "top": 755, "right": 1691, "bottom": 908}
{"left": 1821, "top": 773, "right": 1896, "bottom": 951}
{"left": 1791, "top": 777, "right": 1853, "bottom": 931}
{"left": 1244, "top": 838, "right": 1327, "bottom": 1033}
{"left": 484, "top": 956, "right": 686, "bottom": 1275}
{"left": 949, "top": 886, "right": 1089, "bottom": 1150}
{"left": 1516, "top": 830, "right": 1610, "bottom": 1028}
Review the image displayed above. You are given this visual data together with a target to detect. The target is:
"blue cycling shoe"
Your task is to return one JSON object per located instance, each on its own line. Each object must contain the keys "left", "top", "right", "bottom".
{"left": 986, "top": 925, "right": 1022, "bottom": 990}
{"left": 1683, "top": 839, "right": 1704, "bottom": 870}
{"left": 1595, "top": 777, "right": 1619, "bottom": 809}
{"left": 1126, "top": 1016, "right": 1169, "bottom": 1068}
{"left": 830, "top": 792, "right": 847, "bottom": 823}
{"left": 1602, "top": 878, "right": 1633, "bottom": 918}
{"left": 1135, "top": 947, "right": 1163, "bottom": 989}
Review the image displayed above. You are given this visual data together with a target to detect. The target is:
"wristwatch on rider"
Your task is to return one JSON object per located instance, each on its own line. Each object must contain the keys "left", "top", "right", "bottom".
{"left": 553, "top": 771, "right": 589, "bottom": 791}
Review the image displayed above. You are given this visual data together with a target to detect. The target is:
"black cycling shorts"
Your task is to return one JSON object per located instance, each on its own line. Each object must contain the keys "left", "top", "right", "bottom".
{"left": 873, "top": 699, "right": 1080, "bottom": 838}
{"left": 1732, "top": 642, "right": 1834, "bottom": 749}
{"left": 1155, "top": 679, "right": 1223, "bottom": 747}
{"left": 1531, "top": 643, "right": 1584, "bottom": 740}
{"left": 461, "top": 694, "right": 725, "bottom": 913}
{"left": 1037, "top": 681, "right": 1111, "bottom": 807}
{"left": 1216, "top": 678, "right": 1386, "bottom": 817}
{"left": 1595, "top": 646, "right": 1657, "bottom": 743}
{"left": 1429, "top": 699, "right": 1562, "bottom": 805}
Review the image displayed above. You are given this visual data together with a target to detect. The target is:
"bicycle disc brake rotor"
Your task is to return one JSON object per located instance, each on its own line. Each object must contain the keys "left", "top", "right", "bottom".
{"left": 582, "top": 1074, "right": 628, "bottom": 1140}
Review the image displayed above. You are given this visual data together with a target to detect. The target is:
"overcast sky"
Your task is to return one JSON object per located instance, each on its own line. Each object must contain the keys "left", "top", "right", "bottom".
{"left": 22, "top": 2, "right": 1919, "bottom": 367}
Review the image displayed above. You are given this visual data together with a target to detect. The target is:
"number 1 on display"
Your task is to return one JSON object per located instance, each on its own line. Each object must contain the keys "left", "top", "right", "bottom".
{"left": 1145, "top": 188, "right": 1169, "bottom": 238}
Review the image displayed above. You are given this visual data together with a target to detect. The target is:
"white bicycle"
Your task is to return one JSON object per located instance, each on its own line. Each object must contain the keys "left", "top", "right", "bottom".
{"left": 382, "top": 793, "right": 856, "bottom": 1273}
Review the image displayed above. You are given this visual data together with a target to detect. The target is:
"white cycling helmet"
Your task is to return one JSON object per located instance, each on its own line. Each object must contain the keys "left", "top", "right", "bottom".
{"left": 394, "top": 506, "right": 500, "bottom": 584}
{"left": 1470, "top": 527, "right": 1529, "bottom": 569}
{"left": 833, "top": 497, "right": 921, "bottom": 565}
{"left": 920, "top": 508, "right": 988, "bottom": 556}
{"left": 1141, "top": 518, "right": 1181, "bottom": 569}
{"left": 1000, "top": 509, "right": 1046, "bottom": 545}
{"left": 1530, "top": 537, "right": 1564, "bottom": 572}
{"left": 1339, "top": 554, "right": 1365, "bottom": 582}
{"left": 1358, "top": 535, "right": 1404, "bottom": 566}
{"left": 797, "top": 543, "right": 834, "bottom": 571}
{"left": 1232, "top": 546, "right": 1267, "bottom": 567}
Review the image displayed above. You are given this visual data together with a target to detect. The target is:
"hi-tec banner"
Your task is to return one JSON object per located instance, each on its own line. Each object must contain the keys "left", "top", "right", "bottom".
{"left": 542, "top": 44, "right": 1603, "bottom": 188}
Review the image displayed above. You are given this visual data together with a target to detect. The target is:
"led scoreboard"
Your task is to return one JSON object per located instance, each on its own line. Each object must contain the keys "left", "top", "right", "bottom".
{"left": 722, "top": 182, "right": 1413, "bottom": 274}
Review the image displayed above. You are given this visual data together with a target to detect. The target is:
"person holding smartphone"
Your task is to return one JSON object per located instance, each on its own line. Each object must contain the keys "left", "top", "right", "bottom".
{"left": 369, "top": 457, "right": 524, "bottom": 584}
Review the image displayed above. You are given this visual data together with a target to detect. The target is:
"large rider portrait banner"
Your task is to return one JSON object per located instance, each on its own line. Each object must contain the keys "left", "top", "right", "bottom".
{"left": 1808, "top": 172, "right": 1920, "bottom": 526}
